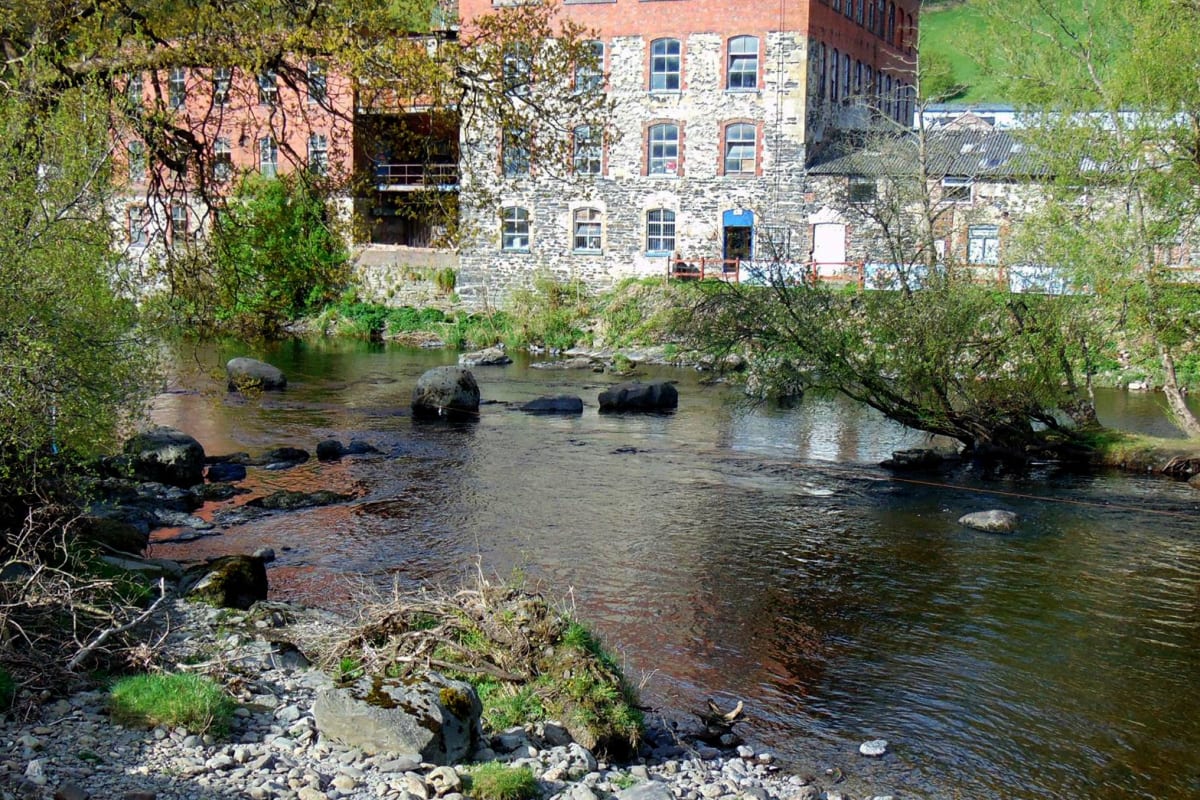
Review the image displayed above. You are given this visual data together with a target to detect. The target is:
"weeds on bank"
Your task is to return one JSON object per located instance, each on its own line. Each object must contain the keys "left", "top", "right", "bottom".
{"left": 465, "top": 763, "right": 539, "bottom": 800}
{"left": 329, "top": 577, "right": 644, "bottom": 757}
{"left": 109, "top": 673, "right": 235, "bottom": 736}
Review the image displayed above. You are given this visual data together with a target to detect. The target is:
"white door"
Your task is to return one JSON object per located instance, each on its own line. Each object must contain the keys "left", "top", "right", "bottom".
{"left": 812, "top": 223, "right": 846, "bottom": 277}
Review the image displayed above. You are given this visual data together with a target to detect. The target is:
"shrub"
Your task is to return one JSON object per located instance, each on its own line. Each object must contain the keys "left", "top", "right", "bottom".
{"left": 0, "top": 666, "right": 15, "bottom": 710}
{"left": 466, "top": 764, "right": 539, "bottom": 800}
{"left": 109, "top": 673, "right": 235, "bottom": 736}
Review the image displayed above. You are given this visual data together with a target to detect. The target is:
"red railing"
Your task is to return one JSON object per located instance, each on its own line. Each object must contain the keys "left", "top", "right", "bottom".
{"left": 667, "top": 257, "right": 743, "bottom": 283}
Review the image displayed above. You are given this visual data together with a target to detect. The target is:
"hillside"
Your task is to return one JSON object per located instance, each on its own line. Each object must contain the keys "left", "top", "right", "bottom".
{"left": 919, "top": 0, "right": 1003, "bottom": 105}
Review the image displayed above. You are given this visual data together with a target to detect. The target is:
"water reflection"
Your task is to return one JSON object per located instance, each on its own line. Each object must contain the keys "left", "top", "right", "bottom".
{"left": 151, "top": 341, "right": 1200, "bottom": 800}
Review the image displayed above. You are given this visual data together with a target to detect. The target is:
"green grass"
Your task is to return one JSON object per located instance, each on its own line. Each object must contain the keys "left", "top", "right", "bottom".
{"left": 466, "top": 764, "right": 539, "bottom": 800}
{"left": 919, "top": 1, "right": 1001, "bottom": 104}
{"left": 109, "top": 673, "right": 236, "bottom": 736}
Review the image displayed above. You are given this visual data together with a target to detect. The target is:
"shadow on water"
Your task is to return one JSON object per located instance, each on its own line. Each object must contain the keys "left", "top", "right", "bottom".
{"left": 150, "top": 340, "right": 1200, "bottom": 800}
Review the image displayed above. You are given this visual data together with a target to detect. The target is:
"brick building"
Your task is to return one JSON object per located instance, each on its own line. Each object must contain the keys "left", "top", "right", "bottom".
{"left": 453, "top": 0, "right": 920, "bottom": 305}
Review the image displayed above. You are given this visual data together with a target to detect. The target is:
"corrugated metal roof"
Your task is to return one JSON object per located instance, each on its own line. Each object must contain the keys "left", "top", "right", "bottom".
{"left": 807, "top": 129, "right": 1050, "bottom": 178}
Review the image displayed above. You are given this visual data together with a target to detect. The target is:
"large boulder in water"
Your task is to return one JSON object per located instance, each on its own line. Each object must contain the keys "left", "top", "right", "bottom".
{"left": 122, "top": 427, "right": 206, "bottom": 488}
{"left": 412, "top": 367, "right": 480, "bottom": 420}
{"left": 226, "top": 357, "right": 287, "bottom": 392}
{"left": 312, "top": 673, "right": 482, "bottom": 763}
{"left": 598, "top": 381, "right": 678, "bottom": 413}
{"left": 458, "top": 346, "right": 512, "bottom": 367}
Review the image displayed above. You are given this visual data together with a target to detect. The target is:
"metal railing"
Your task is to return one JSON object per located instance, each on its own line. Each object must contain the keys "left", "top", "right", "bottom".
{"left": 667, "top": 256, "right": 743, "bottom": 283}
{"left": 374, "top": 163, "right": 459, "bottom": 188}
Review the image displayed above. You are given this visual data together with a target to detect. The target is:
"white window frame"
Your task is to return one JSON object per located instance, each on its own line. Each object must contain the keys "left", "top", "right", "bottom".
{"left": 648, "top": 123, "right": 679, "bottom": 176}
{"left": 308, "top": 134, "right": 328, "bottom": 176}
{"left": 260, "top": 136, "right": 278, "bottom": 178}
{"left": 213, "top": 137, "right": 233, "bottom": 182}
{"left": 212, "top": 66, "right": 231, "bottom": 106}
{"left": 501, "top": 206, "right": 530, "bottom": 251}
{"left": 258, "top": 70, "right": 278, "bottom": 105}
{"left": 572, "top": 207, "right": 602, "bottom": 253}
{"left": 574, "top": 40, "right": 604, "bottom": 93}
{"left": 307, "top": 61, "right": 327, "bottom": 104}
{"left": 128, "top": 206, "right": 148, "bottom": 246}
{"left": 727, "top": 36, "right": 758, "bottom": 90}
{"left": 646, "top": 208, "right": 676, "bottom": 254}
{"left": 942, "top": 176, "right": 973, "bottom": 203}
{"left": 171, "top": 204, "right": 190, "bottom": 246}
{"left": 968, "top": 225, "right": 1000, "bottom": 265}
{"left": 168, "top": 67, "right": 186, "bottom": 109}
{"left": 573, "top": 125, "right": 601, "bottom": 175}
{"left": 127, "top": 141, "right": 146, "bottom": 183}
{"left": 723, "top": 123, "right": 756, "bottom": 176}
{"left": 502, "top": 127, "right": 530, "bottom": 177}
{"left": 127, "top": 73, "right": 143, "bottom": 106}
{"left": 650, "top": 38, "right": 681, "bottom": 92}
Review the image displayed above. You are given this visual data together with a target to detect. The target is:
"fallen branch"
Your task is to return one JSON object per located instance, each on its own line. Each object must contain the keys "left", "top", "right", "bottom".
{"left": 65, "top": 578, "right": 168, "bottom": 672}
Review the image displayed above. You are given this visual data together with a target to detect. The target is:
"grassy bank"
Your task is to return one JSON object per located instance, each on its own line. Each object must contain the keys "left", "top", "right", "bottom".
{"left": 1081, "top": 429, "right": 1200, "bottom": 477}
{"left": 312, "top": 276, "right": 698, "bottom": 354}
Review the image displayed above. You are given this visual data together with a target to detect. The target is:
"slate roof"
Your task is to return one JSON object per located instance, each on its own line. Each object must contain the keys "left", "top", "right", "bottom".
{"left": 807, "top": 128, "right": 1051, "bottom": 179}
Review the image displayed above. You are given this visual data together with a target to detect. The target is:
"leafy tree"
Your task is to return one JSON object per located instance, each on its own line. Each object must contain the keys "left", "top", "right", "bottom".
{"left": 978, "top": 0, "right": 1200, "bottom": 437}
{"left": 680, "top": 56, "right": 1100, "bottom": 461}
{"left": 176, "top": 174, "right": 350, "bottom": 337}
{"left": 0, "top": 81, "right": 156, "bottom": 517}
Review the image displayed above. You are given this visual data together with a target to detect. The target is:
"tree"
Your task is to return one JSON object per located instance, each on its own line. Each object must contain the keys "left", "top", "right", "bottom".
{"left": 0, "top": 81, "right": 156, "bottom": 518}
{"left": 978, "top": 0, "right": 1200, "bottom": 437}
{"left": 679, "top": 51, "right": 1100, "bottom": 461}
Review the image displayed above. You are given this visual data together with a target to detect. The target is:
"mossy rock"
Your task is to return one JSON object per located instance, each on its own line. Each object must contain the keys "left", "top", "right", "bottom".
{"left": 184, "top": 555, "right": 268, "bottom": 610}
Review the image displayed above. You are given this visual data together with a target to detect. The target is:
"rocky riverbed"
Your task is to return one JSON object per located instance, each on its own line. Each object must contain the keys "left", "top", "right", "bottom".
{"left": 0, "top": 598, "right": 894, "bottom": 800}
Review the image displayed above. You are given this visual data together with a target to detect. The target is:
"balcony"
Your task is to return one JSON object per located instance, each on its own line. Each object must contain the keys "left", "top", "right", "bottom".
{"left": 375, "top": 163, "right": 459, "bottom": 191}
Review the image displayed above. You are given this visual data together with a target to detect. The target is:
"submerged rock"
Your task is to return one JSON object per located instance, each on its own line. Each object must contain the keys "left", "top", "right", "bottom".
{"left": 881, "top": 448, "right": 944, "bottom": 470}
{"left": 226, "top": 357, "right": 287, "bottom": 392}
{"left": 598, "top": 382, "right": 678, "bottom": 413}
{"left": 521, "top": 395, "right": 585, "bottom": 415}
{"left": 958, "top": 509, "right": 1019, "bottom": 534}
{"left": 412, "top": 367, "right": 481, "bottom": 420}
{"left": 312, "top": 673, "right": 481, "bottom": 763}
{"left": 247, "top": 489, "right": 353, "bottom": 512}
{"left": 459, "top": 346, "right": 512, "bottom": 367}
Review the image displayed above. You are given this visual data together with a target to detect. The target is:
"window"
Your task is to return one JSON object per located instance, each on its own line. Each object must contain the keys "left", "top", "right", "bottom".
{"left": 573, "top": 125, "right": 601, "bottom": 175}
{"left": 128, "top": 206, "right": 148, "bottom": 246}
{"left": 844, "top": 0, "right": 853, "bottom": 18}
{"left": 503, "top": 45, "right": 531, "bottom": 97}
{"left": 502, "top": 127, "right": 530, "bottom": 177}
{"left": 849, "top": 175, "right": 876, "bottom": 202}
{"left": 501, "top": 206, "right": 530, "bottom": 251}
{"left": 723, "top": 123, "right": 756, "bottom": 175}
{"left": 169, "top": 67, "right": 186, "bottom": 109}
{"left": 650, "top": 38, "right": 681, "bottom": 92}
{"left": 213, "top": 138, "right": 232, "bottom": 182}
{"left": 126, "top": 73, "right": 143, "bottom": 106}
{"left": 867, "top": 1, "right": 875, "bottom": 33}
{"left": 830, "top": 49, "right": 839, "bottom": 102}
{"left": 648, "top": 123, "right": 679, "bottom": 175}
{"left": 575, "top": 40, "right": 604, "bottom": 93}
{"left": 884, "top": 74, "right": 893, "bottom": 117}
{"left": 942, "top": 176, "right": 973, "bottom": 203}
{"left": 308, "top": 134, "right": 328, "bottom": 176}
{"left": 573, "top": 208, "right": 602, "bottom": 252}
{"left": 727, "top": 36, "right": 758, "bottom": 90}
{"left": 877, "top": 0, "right": 887, "bottom": 36}
{"left": 258, "top": 70, "right": 277, "bottom": 105}
{"left": 307, "top": 61, "right": 327, "bottom": 104}
{"left": 855, "top": 0, "right": 865, "bottom": 25}
{"left": 259, "top": 137, "right": 278, "bottom": 178}
{"left": 888, "top": 2, "right": 896, "bottom": 44}
{"left": 170, "top": 204, "right": 189, "bottom": 245}
{"left": 818, "top": 43, "right": 827, "bottom": 100}
{"left": 842, "top": 52, "right": 851, "bottom": 99}
{"left": 212, "top": 67, "right": 231, "bottom": 105}
{"left": 756, "top": 225, "right": 793, "bottom": 261}
{"left": 832, "top": 0, "right": 841, "bottom": 10}
{"left": 968, "top": 225, "right": 1000, "bottom": 264}
{"left": 646, "top": 208, "right": 675, "bottom": 253}
{"left": 854, "top": 60, "right": 863, "bottom": 95}
{"left": 127, "top": 141, "right": 146, "bottom": 183}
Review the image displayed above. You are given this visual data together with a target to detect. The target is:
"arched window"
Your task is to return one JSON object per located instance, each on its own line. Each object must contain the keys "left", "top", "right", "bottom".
{"left": 648, "top": 123, "right": 680, "bottom": 175}
{"left": 842, "top": 52, "right": 851, "bottom": 99}
{"left": 650, "top": 38, "right": 681, "bottom": 91}
{"left": 723, "top": 123, "right": 756, "bottom": 175}
{"left": 854, "top": 60, "right": 863, "bottom": 96}
{"left": 501, "top": 206, "right": 530, "bottom": 251}
{"left": 573, "top": 208, "right": 602, "bottom": 253}
{"left": 727, "top": 36, "right": 759, "bottom": 90}
{"left": 646, "top": 209, "right": 676, "bottom": 254}
{"left": 831, "top": 48, "right": 840, "bottom": 102}
{"left": 888, "top": 2, "right": 897, "bottom": 45}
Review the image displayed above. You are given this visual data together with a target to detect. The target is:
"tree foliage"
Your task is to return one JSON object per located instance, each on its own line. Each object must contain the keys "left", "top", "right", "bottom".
{"left": 978, "top": 0, "right": 1200, "bottom": 436}
{"left": 0, "top": 80, "right": 155, "bottom": 515}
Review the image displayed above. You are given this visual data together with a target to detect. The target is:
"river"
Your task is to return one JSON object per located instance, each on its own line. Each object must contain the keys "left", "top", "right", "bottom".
{"left": 150, "top": 339, "right": 1200, "bottom": 800}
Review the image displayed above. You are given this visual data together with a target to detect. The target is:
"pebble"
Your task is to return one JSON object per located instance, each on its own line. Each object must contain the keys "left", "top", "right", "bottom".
{"left": 859, "top": 739, "right": 889, "bottom": 757}
{"left": 0, "top": 599, "right": 900, "bottom": 800}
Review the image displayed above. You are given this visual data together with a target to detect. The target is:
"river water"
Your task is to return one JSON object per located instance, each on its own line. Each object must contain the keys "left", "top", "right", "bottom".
{"left": 151, "top": 340, "right": 1200, "bottom": 800}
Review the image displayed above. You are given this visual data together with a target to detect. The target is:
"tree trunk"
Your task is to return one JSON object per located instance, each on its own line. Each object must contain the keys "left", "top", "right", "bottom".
{"left": 1159, "top": 345, "right": 1200, "bottom": 438}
